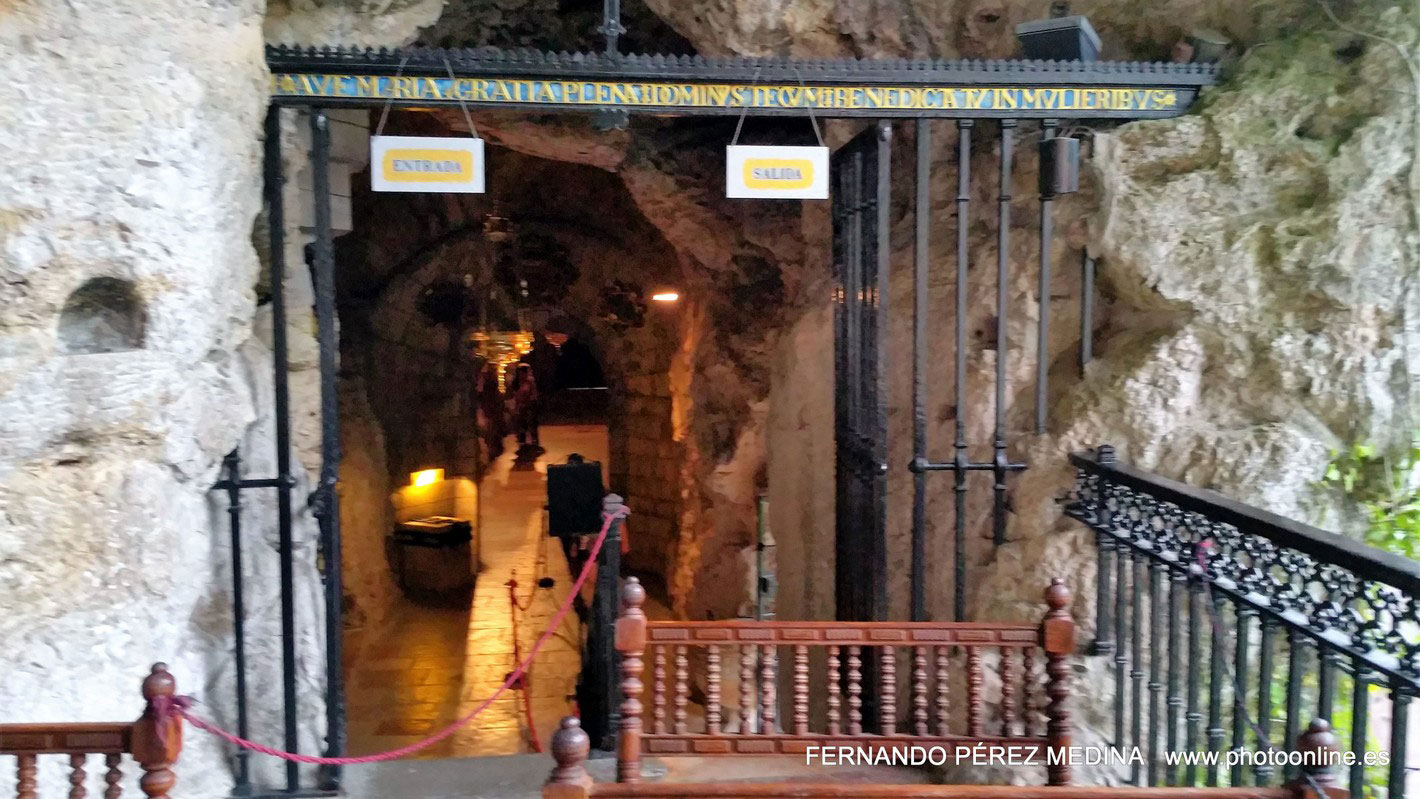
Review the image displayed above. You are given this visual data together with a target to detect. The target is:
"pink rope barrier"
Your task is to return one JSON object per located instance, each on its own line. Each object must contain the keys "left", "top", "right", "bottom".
{"left": 177, "top": 507, "right": 627, "bottom": 765}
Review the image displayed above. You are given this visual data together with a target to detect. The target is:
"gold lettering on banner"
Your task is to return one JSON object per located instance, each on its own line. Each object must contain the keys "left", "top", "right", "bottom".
{"left": 269, "top": 73, "right": 1187, "bottom": 114}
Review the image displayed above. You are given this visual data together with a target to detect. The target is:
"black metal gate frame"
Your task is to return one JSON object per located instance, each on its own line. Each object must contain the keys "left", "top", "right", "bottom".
{"left": 224, "top": 23, "right": 1218, "bottom": 795}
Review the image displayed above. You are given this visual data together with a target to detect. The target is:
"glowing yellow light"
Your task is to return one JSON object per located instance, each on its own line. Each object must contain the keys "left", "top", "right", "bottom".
{"left": 411, "top": 468, "right": 444, "bottom": 487}
{"left": 471, "top": 330, "right": 535, "bottom": 392}
{"left": 651, "top": 292, "right": 680, "bottom": 303}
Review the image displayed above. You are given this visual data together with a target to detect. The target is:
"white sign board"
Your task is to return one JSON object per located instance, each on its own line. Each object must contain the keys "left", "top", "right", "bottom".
{"left": 371, "top": 135, "right": 486, "bottom": 193}
{"left": 725, "top": 145, "right": 829, "bottom": 200}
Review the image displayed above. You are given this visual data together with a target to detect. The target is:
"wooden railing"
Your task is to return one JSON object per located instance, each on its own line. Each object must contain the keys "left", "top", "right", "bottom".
{"left": 613, "top": 578, "right": 1076, "bottom": 784}
{"left": 547, "top": 717, "right": 1349, "bottom": 799}
{"left": 0, "top": 664, "right": 182, "bottom": 799}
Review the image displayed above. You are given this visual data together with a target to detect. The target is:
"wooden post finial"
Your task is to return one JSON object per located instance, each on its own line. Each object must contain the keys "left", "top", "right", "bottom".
{"left": 1042, "top": 579, "right": 1075, "bottom": 786}
{"left": 615, "top": 577, "right": 648, "bottom": 782}
{"left": 546, "top": 717, "right": 593, "bottom": 799}
{"left": 134, "top": 663, "right": 181, "bottom": 799}
{"left": 1291, "top": 718, "right": 1344, "bottom": 799}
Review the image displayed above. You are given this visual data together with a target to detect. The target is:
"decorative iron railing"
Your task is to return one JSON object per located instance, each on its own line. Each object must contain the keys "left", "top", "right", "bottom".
{"left": 1067, "top": 446, "right": 1420, "bottom": 799}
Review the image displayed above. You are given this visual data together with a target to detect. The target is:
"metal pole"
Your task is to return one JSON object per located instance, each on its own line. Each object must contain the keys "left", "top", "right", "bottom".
{"left": 593, "top": 494, "right": 626, "bottom": 751}
{"left": 755, "top": 494, "right": 768, "bottom": 622}
{"left": 222, "top": 450, "right": 251, "bottom": 792}
{"left": 1035, "top": 120, "right": 1057, "bottom": 435}
{"left": 265, "top": 104, "right": 301, "bottom": 794}
{"left": 953, "top": 120, "right": 972, "bottom": 621}
{"left": 601, "top": 0, "right": 624, "bottom": 56}
{"left": 992, "top": 120, "right": 1016, "bottom": 548}
{"left": 310, "top": 108, "right": 346, "bottom": 790}
{"left": 910, "top": 119, "right": 930, "bottom": 622}
{"left": 1080, "top": 252, "right": 1095, "bottom": 375}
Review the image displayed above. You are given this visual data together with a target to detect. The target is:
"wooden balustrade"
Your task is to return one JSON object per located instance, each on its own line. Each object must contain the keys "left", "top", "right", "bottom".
{"left": 612, "top": 578, "right": 1077, "bottom": 785}
{"left": 0, "top": 664, "right": 182, "bottom": 799}
{"left": 548, "top": 715, "right": 1349, "bottom": 799}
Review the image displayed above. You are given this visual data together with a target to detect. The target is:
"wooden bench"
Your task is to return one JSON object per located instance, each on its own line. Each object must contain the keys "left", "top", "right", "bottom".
{"left": 547, "top": 716, "right": 1348, "bottom": 799}
{"left": 611, "top": 578, "right": 1077, "bottom": 784}
{"left": 0, "top": 663, "right": 183, "bottom": 799}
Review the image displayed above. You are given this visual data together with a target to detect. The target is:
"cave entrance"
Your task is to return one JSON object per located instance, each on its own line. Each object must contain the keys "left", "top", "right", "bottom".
{"left": 325, "top": 107, "right": 681, "bottom": 763}
{"left": 227, "top": 32, "right": 1214, "bottom": 794}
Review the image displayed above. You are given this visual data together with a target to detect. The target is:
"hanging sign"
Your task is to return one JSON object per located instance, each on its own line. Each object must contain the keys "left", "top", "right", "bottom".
{"left": 726, "top": 145, "right": 829, "bottom": 200}
{"left": 371, "top": 135, "right": 485, "bottom": 193}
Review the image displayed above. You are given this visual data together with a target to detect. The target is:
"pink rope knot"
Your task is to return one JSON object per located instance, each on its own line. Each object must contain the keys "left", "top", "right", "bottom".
{"left": 148, "top": 694, "right": 194, "bottom": 750}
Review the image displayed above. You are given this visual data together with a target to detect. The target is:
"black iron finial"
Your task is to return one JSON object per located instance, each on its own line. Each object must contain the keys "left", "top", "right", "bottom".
{"left": 1097, "top": 444, "right": 1117, "bottom": 465}
{"left": 601, "top": 0, "right": 626, "bottom": 56}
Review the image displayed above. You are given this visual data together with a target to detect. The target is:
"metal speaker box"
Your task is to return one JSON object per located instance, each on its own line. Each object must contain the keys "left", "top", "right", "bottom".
{"left": 1039, "top": 136, "right": 1081, "bottom": 196}
{"left": 547, "top": 461, "right": 605, "bottom": 537}
{"left": 1015, "top": 15, "right": 1101, "bottom": 63}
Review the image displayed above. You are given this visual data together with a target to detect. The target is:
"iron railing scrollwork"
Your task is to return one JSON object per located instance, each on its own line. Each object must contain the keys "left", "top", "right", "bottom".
{"left": 1068, "top": 445, "right": 1420, "bottom": 799}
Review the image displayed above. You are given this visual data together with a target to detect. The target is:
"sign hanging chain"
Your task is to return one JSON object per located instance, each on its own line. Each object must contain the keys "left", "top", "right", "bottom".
{"left": 443, "top": 57, "right": 481, "bottom": 139}
{"left": 729, "top": 66, "right": 763, "bottom": 147}
{"left": 791, "top": 67, "right": 827, "bottom": 148}
{"left": 374, "top": 55, "right": 410, "bottom": 137}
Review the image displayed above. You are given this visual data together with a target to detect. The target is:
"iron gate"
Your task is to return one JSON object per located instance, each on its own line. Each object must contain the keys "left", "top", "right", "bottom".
{"left": 834, "top": 117, "right": 1089, "bottom": 625}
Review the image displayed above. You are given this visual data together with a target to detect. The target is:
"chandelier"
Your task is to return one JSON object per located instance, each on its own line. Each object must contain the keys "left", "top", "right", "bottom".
{"left": 473, "top": 206, "right": 530, "bottom": 392}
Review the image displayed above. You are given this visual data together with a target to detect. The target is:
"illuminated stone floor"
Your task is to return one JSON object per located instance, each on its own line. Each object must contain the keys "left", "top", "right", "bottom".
{"left": 345, "top": 424, "right": 641, "bottom": 759}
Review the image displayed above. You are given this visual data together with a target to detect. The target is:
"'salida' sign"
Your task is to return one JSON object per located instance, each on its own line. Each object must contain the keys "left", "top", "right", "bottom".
{"left": 726, "top": 146, "right": 829, "bottom": 200}
{"left": 371, "top": 135, "right": 486, "bottom": 193}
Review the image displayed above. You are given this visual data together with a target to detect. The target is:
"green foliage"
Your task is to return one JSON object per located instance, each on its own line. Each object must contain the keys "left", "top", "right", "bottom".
{"left": 1319, "top": 439, "right": 1420, "bottom": 559}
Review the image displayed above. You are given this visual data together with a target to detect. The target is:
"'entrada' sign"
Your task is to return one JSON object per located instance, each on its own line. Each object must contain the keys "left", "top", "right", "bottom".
{"left": 371, "top": 136, "right": 486, "bottom": 193}
{"left": 726, "top": 145, "right": 829, "bottom": 200}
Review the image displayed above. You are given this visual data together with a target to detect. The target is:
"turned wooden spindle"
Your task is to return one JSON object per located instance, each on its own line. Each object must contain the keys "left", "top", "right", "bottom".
{"left": 913, "top": 646, "right": 929, "bottom": 736}
{"left": 673, "top": 645, "right": 689, "bottom": 735}
{"left": 653, "top": 645, "right": 667, "bottom": 734}
{"left": 827, "top": 645, "right": 842, "bottom": 736}
{"left": 1290, "top": 718, "right": 1342, "bottom": 798}
{"left": 1001, "top": 647, "right": 1018, "bottom": 736}
{"left": 706, "top": 645, "right": 722, "bottom": 735}
{"left": 1043, "top": 578, "right": 1076, "bottom": 786}
{"left": 133, "top": 663, "right": 181, "bottom": 799}
{"left": 71, "top": 753, "right": 88, "bottom": 799}
{"left": 880, "top": 646, "right": 897, "bottom": 735}
{"left": 966, "top": 646, "right": 983, "bottom": 736}
{"left": 935, "top": 645, "right": 950, "bottom": 736}
{"left": 793, "top": 645, "right": 809, "bottom": 735}
{"left": 616, "top": 578, "right": 648, "bottom": 783}
{"left": 18, "top": 753, "right": 37, "bottom": 799}
{"left": 1022, "top": 646, "right": 1038, "bottom": 737}
{"left": 547, "top": 717, "right": 593, "bottom": 799}
{"left": 740, "top": 644, "right": 756, "bottom": 734}
{"left": 104, "top": 754, "right": 122, "bottom": 799}
{"left": 847, "top": 645, "right": 863, "bottom": 736}
{"left": 759, "top": 645, "right": 777, "bottom": 734}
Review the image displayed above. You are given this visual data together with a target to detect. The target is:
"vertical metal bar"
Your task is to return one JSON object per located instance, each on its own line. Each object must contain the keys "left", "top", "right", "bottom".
{"left": 952, "top": 120, "right": 972, "bottom": 622}
{"left": 1205, "top": 594, "right": 1225, "bottom": 786}
{"left": 1164, "top": 569, "right": 1184, "bottom": 786}
{"left": 1093, "top": 532, "right": 1115, "bottom": 656}
{"left": 1115, "top": 541, "right": 1128, "bottom": 752}
{"left": 910, "top": 119, "right": 930, "bottom": 623}
{"left": 1079, "top": 253, "right": 1095, "bottom": 376}
{"left": 1035, "top": 121, "right": 1057, "bottom": 434}
{"left": 1349, "top": 665, "right": 1369, "bottom": 798}
{"left": 1391, "top": 686, "right": 1411, "bottom": 799}
{"left": 1184, "top": 579, "right": 1203, "bottom": 786}
{"left": 1284, "top": 630, "right": 1306, "bottom": 781}
{"left": 1147, "top": 561, "right": 1164, "bottom": 786}
{"left": 601, "top": 0, "right": 623, "bottom": 55}
{"left": 268, "top": 105, "right": 300, "bottom": 793}
{"left": 1317, "top": 647, "right": 1337, "bottom": 721}
{"left": 222, "top": 451, "right": 251, "bottom": 791}
{"left": 1255, "top": 618, "right": 1277, "bottom": 786}
{"left": 593, "top": 505, "right": 625, "bottom": 750}
{"left": 1231, "top": 608, "right": 1253, "bottom": 787}
{"left": 992, "top": 120, "right": 1015, "bottom": 548}
{"left": 1130, "top": 555, "right": 1145, "bottom": 785}
{"left": 309, "top": 109, "right": 345, "bottom": 788}
{"left": 870, "top": 121, "right": 892, "bottom": 623}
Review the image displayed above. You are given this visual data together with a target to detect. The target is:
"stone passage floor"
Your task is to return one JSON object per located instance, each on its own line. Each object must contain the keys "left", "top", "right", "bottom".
{"left": 345, "top": 424, "right": 609, "bottom": 759}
